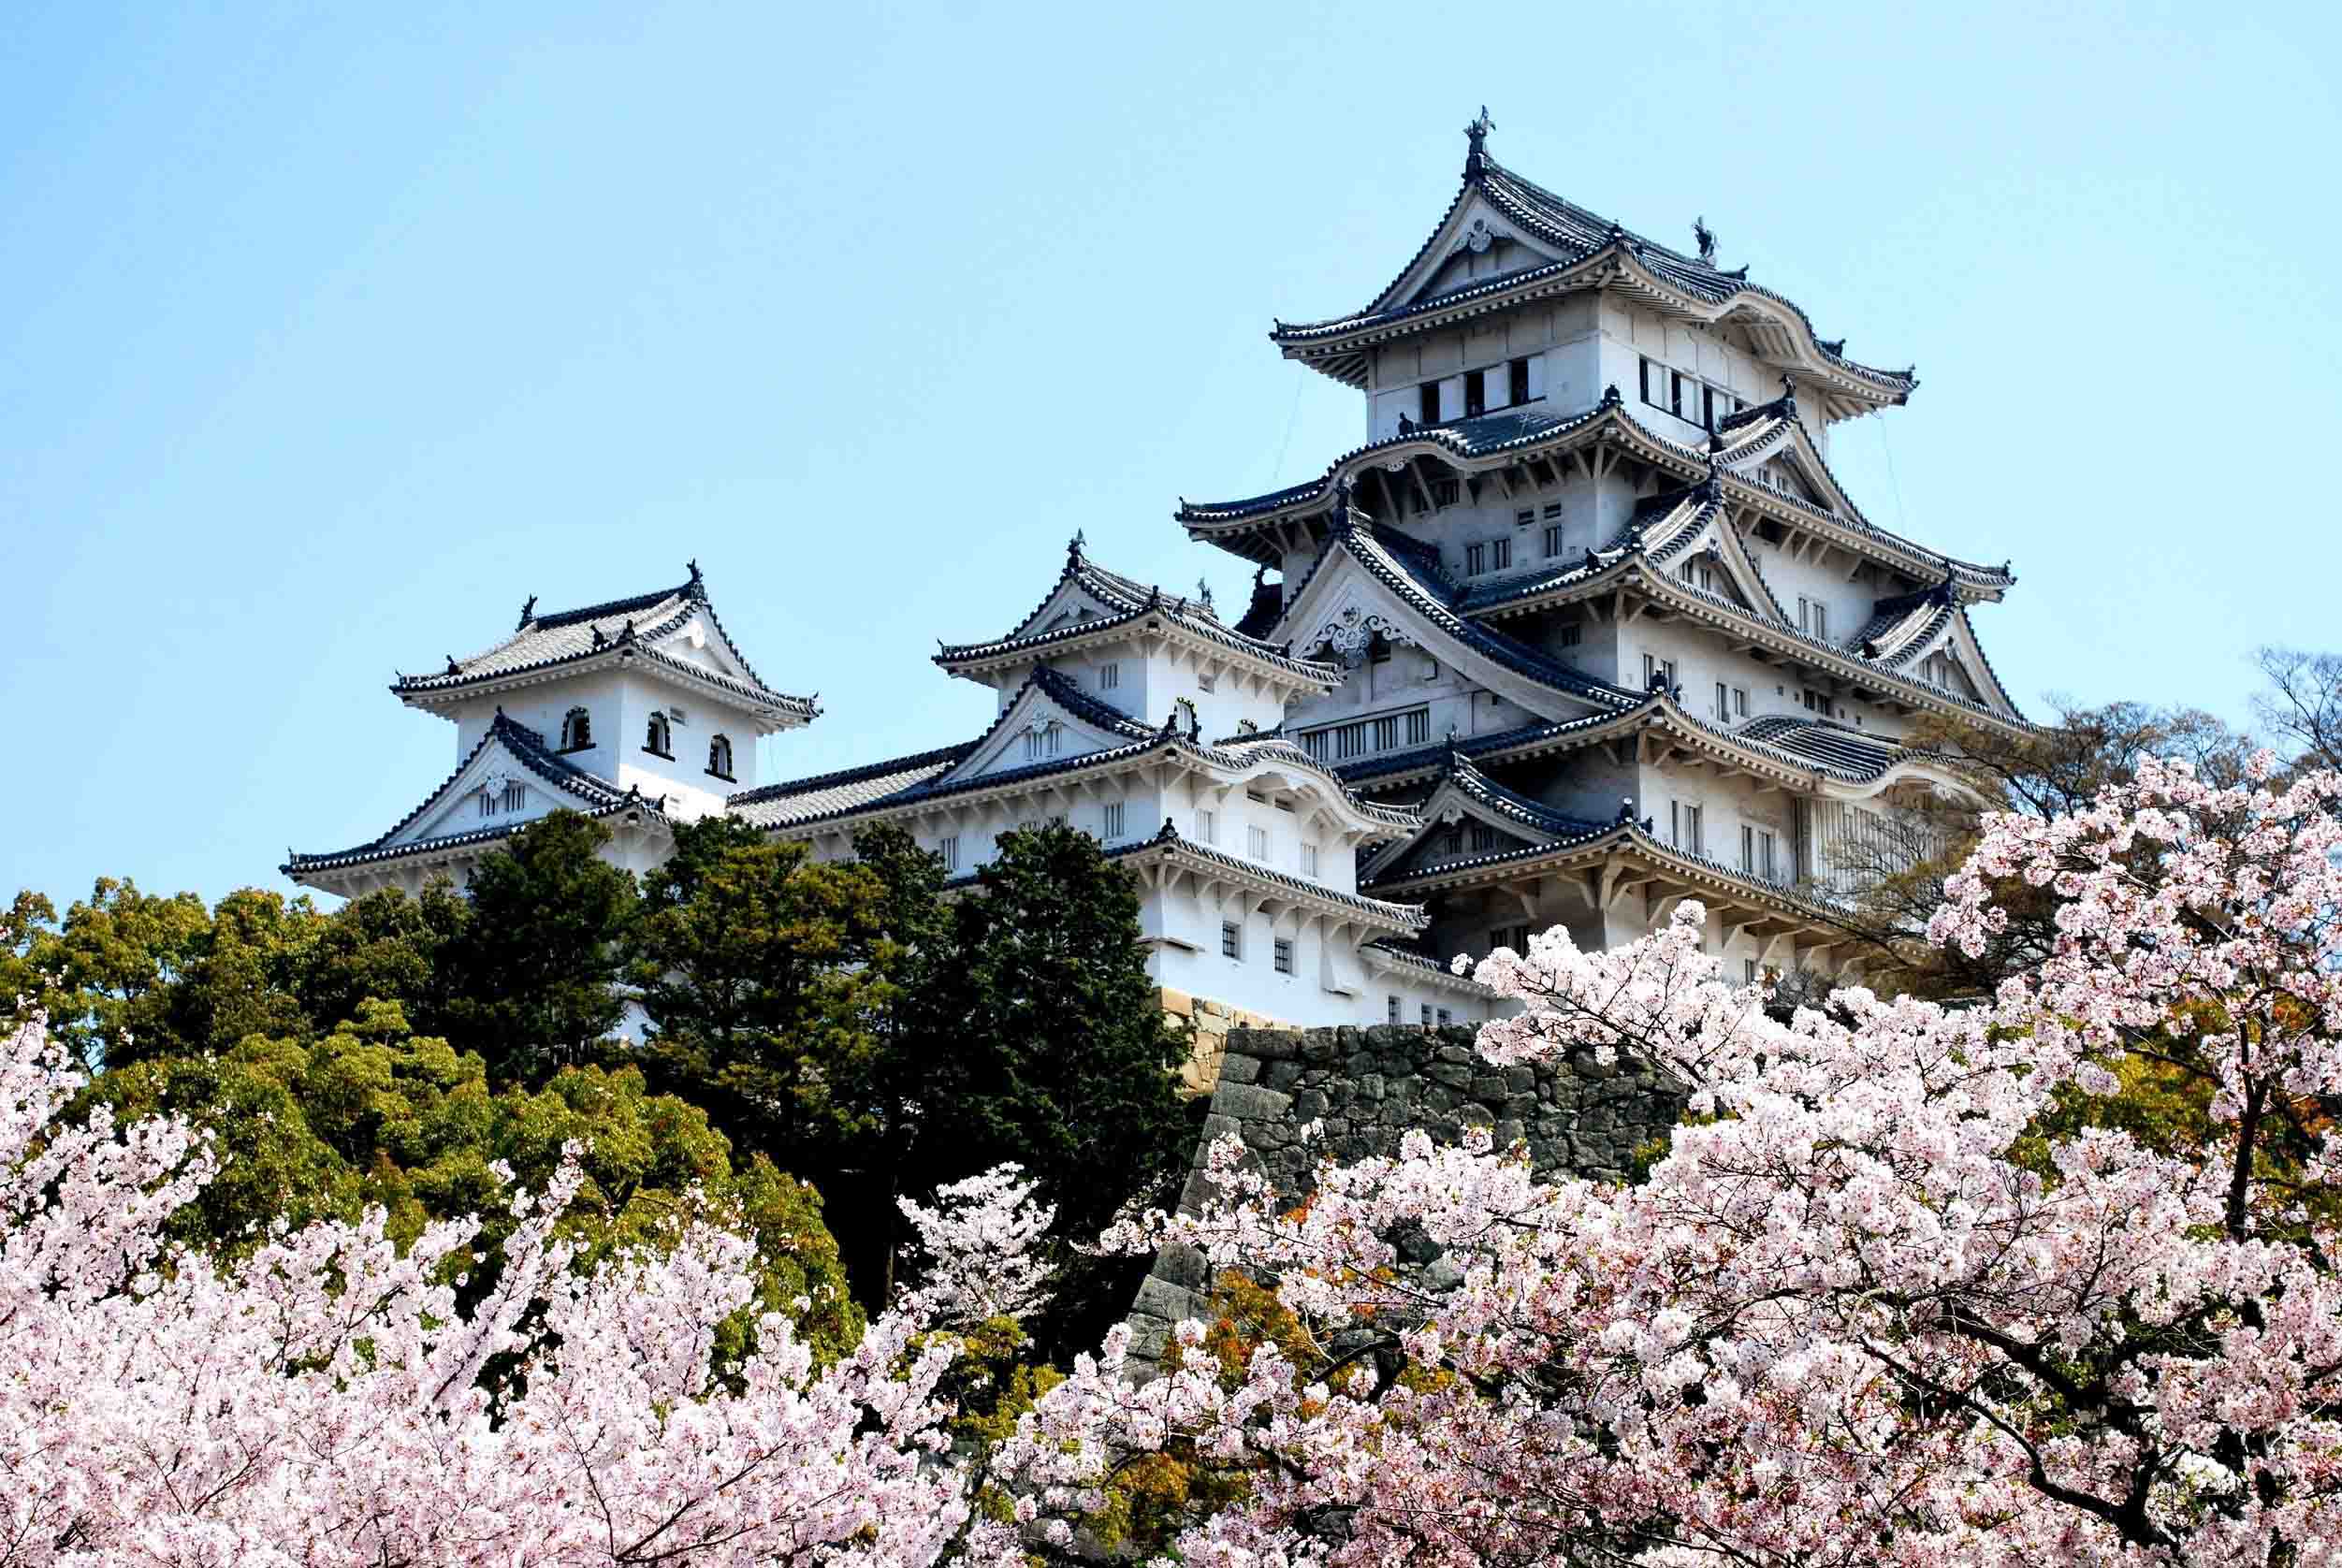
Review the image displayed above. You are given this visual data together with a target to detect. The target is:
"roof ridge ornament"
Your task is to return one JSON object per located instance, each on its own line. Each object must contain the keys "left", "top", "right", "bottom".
{"left": 1197, "top": 577, "right": 1215, "bottom": 613}
{"left": 1462, "top": 106, "right": 1493, "bottom": 180}
{"left": 516, "top": 594, "right": 536, "bottom": 631}
{"left": 444, "top": 654, "right": 461, "bottom": 675}
{"left": 1600, "top": 384, "right": 1622, "bottom": 407}
{"left": 1068, "top": 528, "right": 1085, "bottom": 559}
{"left": 590, "top": 624, "right": 607, "bottom": 648}
{"left": 686, "top": 559, "right": 704, "bottom": 595}
{"left": 1693, "top": 215, "right": 1717, "bottom": 265}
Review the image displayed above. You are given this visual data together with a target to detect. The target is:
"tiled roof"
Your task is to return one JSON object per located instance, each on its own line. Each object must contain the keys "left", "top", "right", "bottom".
{"left": 732, "top": 665, "right": 1418, "bottom": 835}
{"left": 1104, "top": 820, "right": 1429, "bottom": 931}
{"left": 1437, "top": 751, "right": 1613, "bottom": 838}
{"left": 1178, "top": 398, "right": 2015, "bottom": 598}
{"left": 1270, "top": 147, "right": 1915, "bottom": 398}
{"left": 1280, "top": 513, "right": 1642, "bottom": 711}
{"left": 935, "top": 540, "right": 1339, "bottom": 684}
{"left": 284, "top": 711, "right": 666, "bottom": 874}
{"left": 1730, "top": 716, "right": 1908, "bottom": 782}
{"left": 392, "top": 569, "right": 817, "bottom": 719}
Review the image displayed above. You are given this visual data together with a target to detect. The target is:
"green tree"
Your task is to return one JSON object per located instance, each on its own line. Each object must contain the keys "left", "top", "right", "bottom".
{"left": 80, "top": 998, "right": 862, "bottom": 1363}
{"left": 437, "top": 809, "right": 637, "bottom": 1084}
{"left": 293, "top": 879, "right": 471, "bottom": 1041}
{"left": 898, "top": 826, "right": 1192, "bottom": 1353}
{"left": 631, "top": 817, "right": 896, "bottom": 1156}
{"left": 36, "top": 877, "right": 212, "bottom": 1068}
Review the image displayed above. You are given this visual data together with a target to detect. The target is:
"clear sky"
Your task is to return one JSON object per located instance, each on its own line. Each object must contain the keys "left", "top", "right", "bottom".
{"left": 5, "top": 0, "right": 2337, "bottom": 912}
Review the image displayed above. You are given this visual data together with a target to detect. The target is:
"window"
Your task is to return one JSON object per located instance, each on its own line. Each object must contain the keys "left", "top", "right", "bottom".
{"left": 1543, "top": 501, "right": 1564, "bottom": 520}
{"left": 1221, "top": 921, "right": 1243, "bottom": 960}
{"left": 1734, "top": 686, "right": 1749, "bottom": 718}
{"left": 1302, "top": 706, "right": 1432, "bottom": 762}
{"left": 1437, "top": 1008, "right": 1453, "bottom": 1027}
{"left": 1671, "top": 802, "right": 1704, "bottom": 854}
{"left": 1468, "top": 823, "right": 1497, "bottom": 851}
{"left": 1430, "top": 475, "right": 1460, "bottom": 507}
{"left": 1641, "top": 653, "right": 1678, "bottom": 692}
{"left": 1544, "top": 524, "right": 1564, "bottom": 558}
{"left": 1680, "top": 560, "right": 1696, "bottom": 585}
{"left": 1441, "top": 829, "right": 1462, "bottom": 856}
{"left": 1103, "top": 800, "right": 1126, "bottom": 840}
{"left": 1670, "top": 370, "right": 1687, "bottom": 419}
{"left": 1508, "top": 356, "right": 1531, "bottom": 406}
{"left": 1740, "top": 823, "right": 1755, "bottom": 872}
{"left": 1757, "top": 830, "right": 1778, "bottom": 880}
{"left": 1558, "top": 624, "right": 1582, "bottom": 647}
{"left": 480, "top": 780, "right": 526, "bottom": 816}
{"left": 1389, "top": 995, "right": 1403, "bottom": 1025}
{"left": 1418, "top": 382, "right": 1441, "bottom": 423}
{"left": 1023, "top": 722, "right": 1061, "bottom": 762}
{"left": 1198, "top": 808, "right": 1218, "bottom": 844}
{"left": 1248, "top": 824, "right": 1271, "bottom": 860}
{"left": 1812, "top": 603, "right": 1828, "bottom": 640}
{"left": 1797, "top": 596, "right": 1811, "bottom": 633}
{"left": 706, "top": 734, "right": 735, "bottom": 780}
{"left": 1421, "top": 1004, "right": 1434, "bottom": 1027}
{"left": 1490, "top": 538, "right": 1511, "bottom": 571}
{"left": 1491, "top": 922, "right": 1531, "bottom": 953}
{"left": 559, "top": 706, "right": 592, "bottom": 751}
{"left": 1098, "top": 661, "right": 1120, "bottom": 690}
{"left": 1300, "top": 842, "right": 1318, "bottom": 877}
{"left": 939, "top": 835, "right": 959, "bottom": 871}
{"left": 1745, "top": 959, "right": 1760, "bottom": 985}
{"left": 1639, "top": 356, "right": 1655, "bottom": 405}
{"left": 1463, "top": 369, "right": 1487, "bottom": 417}
{"left": 1515, "top": 507, "right": 1535, "bottom": 527}
{"left": 645, "top": 713, "right": 674, "bottom": 757}
{"left": 1702, "top": 385, "right": 1716, "bottom": 428}
{"left": 1716, "top": 680, "right": 1729, "bottom": 719}
{"left": 1273, "top": 938, "right": 1294, "bottom": 975}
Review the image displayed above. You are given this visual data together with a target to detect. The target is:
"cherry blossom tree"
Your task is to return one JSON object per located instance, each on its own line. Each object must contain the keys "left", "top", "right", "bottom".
{"left": 0, "top": 1013, "right": 1050, "bottom": 1568}
{"left": 1014, "top": 755, "right": 2342, "bottom": 1567}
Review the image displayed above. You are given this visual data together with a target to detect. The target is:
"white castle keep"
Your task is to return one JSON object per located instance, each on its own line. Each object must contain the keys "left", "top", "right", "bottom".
{"left": 288, "top": 117, "right": 2025, "bottom": 1034}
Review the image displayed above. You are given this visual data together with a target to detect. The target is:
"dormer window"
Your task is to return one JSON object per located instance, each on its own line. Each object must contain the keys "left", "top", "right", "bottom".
{"left": 558, "top": 706, "right": 592, "bottom": 751}
{"left": 706, "top": 733, "right": 735, "bottom": 781}
{"left": 645, "top": 712, "right": 674, "bottom": 759}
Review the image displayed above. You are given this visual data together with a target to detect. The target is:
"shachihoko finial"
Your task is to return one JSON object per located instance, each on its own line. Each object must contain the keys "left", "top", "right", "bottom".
{"left": 1693, "top": 215, "right": 1717, "bottom": 264}
{"left": 517, "top": 594, "right": 536, "bottom": 630}
{"left": 1198, "top": 577, "right": 1215, "bottom": 611}
{"left": 687, "top": 558, "right": 702, "bottom": 587}
{"left": 1069, "top": 529, "right": 1085, "bottom": 557}
{"left": 1463, "top": 107, "right": 1493, "bottom": 177}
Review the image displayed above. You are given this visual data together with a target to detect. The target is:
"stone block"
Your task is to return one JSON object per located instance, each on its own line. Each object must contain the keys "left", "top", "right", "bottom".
{"left": 1216, "top": 1053, "right": 1262, "bottom": 1085}
{"left": 1156, "top": 1241, "right": 1210, "bottom": 1289}
{"left": 1132, "top": 1276, "right": 1198, "bottom": 1325}
{"left": 1215, "top": 1082, "right": 1295, "bottom": 1123}
{"left": 1159, "top": 988, "right": 1195, "bottom": 1019}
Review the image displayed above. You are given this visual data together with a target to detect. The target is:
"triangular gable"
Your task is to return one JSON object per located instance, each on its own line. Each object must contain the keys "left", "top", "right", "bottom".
{"left": 1004, "top": 575, "right": 1125, "bottom": 645}
{"left": 1281, "top": 532, "right": 1621, "bottom": 725}
{"left": 1378, "top": 191, "right": 1567, "bottom": 315}
{"left": 1721, "top": 417, "right": 1856, "bottom": 521}
{"left": 1360, "top": 772, "right": 1564, "bottom": 883}
{"left": 383, "top": 726, "right": 615, "bottom": 849}
{"left": 1930, "top": 611, "right": 2020, "bottom": 717}
{"left": 643, "top": 605, "right": 762, "bottom": 686}
{"left": 936, "top": 675, "right": 1152, "bottom": 787}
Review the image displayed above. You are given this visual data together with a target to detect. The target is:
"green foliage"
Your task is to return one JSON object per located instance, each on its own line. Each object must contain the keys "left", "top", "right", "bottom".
{"left": 438, "top": 811, "right": 638, "bottom": 1083}
{"left": 912, "top": 826, "right": 1190, "bottom": 1244}
{"left": 632, "top": 817, "right": 896, "bottom": 1155}
{"left": 78, "top": 999, "right": 862, "bottom": 1363}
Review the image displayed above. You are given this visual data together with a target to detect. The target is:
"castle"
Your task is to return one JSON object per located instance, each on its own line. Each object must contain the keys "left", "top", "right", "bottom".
{"left": 287, "top": 118, "right": 2025, "bottom": 1038}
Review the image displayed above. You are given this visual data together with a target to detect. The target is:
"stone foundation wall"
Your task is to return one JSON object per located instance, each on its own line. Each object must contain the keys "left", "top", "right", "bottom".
{"left": 1127, "top": 1023, "right": 1684, "bottom": 1357}
{"left": 1158, "top": 988, "right": 1289, "bottom": 1098}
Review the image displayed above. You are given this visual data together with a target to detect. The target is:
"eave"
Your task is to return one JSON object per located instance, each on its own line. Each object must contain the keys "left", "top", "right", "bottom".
{"left": 394, "top": 644, "right": 820, "bottom": 732}
{"left": 934, "top": 604, "right": 1340, "bottom": 695}
{"left": 1180, "top": 399, "right": 2015, "bottom": 601}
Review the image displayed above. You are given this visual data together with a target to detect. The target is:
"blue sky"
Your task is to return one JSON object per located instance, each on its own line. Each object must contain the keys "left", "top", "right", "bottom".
{"left": 5, "top": 0, "right": 2337, "bottom": 911}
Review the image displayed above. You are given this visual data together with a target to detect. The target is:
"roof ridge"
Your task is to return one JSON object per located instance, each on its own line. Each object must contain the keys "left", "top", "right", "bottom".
{"left": 734, "top": 739, "right": 982, "bottom": 804}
